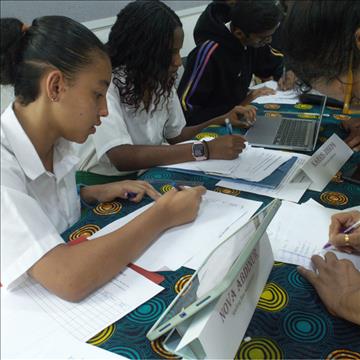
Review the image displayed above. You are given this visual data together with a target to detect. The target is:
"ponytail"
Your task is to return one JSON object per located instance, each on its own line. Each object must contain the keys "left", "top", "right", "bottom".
{"left": 0, "top": 16, "right": 107, "bottom": 105}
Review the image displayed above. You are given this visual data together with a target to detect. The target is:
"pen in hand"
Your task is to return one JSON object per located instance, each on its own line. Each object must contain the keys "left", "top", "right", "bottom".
{"left": 343, "top": 220, "right": 360, "bottom": 234}
{"left": 225, "top": 118, "right": 233, "bottom": 135}
{"left": 323, "top": 220, "right": 360, "bottom": 249}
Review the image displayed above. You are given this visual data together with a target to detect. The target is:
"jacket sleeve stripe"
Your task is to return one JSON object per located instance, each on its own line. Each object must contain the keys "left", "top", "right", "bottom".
{"left": 181, "top": 41, "right": 219, "bottom": 111}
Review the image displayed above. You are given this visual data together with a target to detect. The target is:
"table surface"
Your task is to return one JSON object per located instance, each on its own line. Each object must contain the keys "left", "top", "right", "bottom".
{"left": 62, "top": 102, "right": 360, "bottom": 359}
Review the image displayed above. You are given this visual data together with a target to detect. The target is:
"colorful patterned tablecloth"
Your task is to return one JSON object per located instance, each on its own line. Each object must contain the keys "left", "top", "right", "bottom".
{"left": 62, "top": 103, "right": 360, "bottom": 359}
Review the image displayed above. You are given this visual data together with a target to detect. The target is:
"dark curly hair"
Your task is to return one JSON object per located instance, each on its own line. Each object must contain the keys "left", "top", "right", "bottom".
{"left": 282, "top": 0, "right": 360, "bottom": 88}
{"left": 107, "top": 0, "right": 182, "bottom": 113}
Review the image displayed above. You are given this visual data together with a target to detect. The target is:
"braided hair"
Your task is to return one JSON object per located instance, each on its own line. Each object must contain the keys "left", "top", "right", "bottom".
{"left": 106, "top": 0, "right": 182, "bottom": 113}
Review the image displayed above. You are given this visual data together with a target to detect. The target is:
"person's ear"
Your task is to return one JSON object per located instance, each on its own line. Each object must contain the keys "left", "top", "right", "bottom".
{"left": 355, "top": 28, "right": 360, "bottom": 51}
{"left": 45, "top": 70, "right": 66, "bottom": 103}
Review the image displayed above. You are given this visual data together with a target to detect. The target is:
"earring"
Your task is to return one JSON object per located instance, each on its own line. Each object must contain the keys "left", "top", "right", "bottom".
{"left": 51, "top": 97, "right": 57, "bottom": 102}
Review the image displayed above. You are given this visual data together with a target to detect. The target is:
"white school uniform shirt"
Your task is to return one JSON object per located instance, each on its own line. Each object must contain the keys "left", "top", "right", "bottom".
{"left": 77, "top": 75, "right": 186, "bottom": 176}
{"left": 1, "top": 104, "right": 81, "bottom": 290}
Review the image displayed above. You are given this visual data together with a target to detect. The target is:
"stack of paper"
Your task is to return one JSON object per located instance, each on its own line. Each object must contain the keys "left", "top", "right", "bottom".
{"left": 217, "top": 151, "right": 311, "bottom": 202}
{"left": 2, "top": 267, "right": 162, "bottom": 358}
{"left": 250, "top": 80, "right": 299, "bottom": 104}
{"left": 266, "top": 199, "right": 360, "bottom": 269}
{"left": 164, "top": 146, "right": 296, "bottom": 189}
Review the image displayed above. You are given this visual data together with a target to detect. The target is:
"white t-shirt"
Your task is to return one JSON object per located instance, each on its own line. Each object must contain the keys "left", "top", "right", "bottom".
{"left": 1, "top": 104, "right": 81, "bottom": 289}
{"left": 77, "top": 76, "right": 186, "bottom": 176}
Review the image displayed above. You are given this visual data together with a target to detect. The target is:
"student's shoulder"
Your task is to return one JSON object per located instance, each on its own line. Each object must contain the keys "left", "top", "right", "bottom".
{"left": 189, "top": 40, "right": 222, "bottom": 58}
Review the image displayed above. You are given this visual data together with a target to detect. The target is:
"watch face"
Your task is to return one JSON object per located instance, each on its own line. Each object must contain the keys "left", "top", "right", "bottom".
{"left": 193, "top": 143, "right": 205, "bottom": 157}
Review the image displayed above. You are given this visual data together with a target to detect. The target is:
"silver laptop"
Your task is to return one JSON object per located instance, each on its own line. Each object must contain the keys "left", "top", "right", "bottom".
{"left": 245, "top": 96, "right": 327, "bottom": 151}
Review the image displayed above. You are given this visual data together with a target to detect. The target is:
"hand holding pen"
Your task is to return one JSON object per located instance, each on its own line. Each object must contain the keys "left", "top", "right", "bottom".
{"left": 327, "top": 211, "right": 360, "bottom": 253}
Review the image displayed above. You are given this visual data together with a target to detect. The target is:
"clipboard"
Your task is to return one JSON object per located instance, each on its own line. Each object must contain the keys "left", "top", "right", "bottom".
{"left": 146, "top": 199, "right": 281, "bottom": 342}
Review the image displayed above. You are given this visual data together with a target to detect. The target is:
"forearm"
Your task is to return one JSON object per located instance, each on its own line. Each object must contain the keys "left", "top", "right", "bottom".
{"left": 339, "top": 289, "right": 360, "bottom": 325}
{"left": 106, "top": 144, "right": 195, "bottom": 171}
{"left": 28, "top": 204, "right": 168, "bottom": 302}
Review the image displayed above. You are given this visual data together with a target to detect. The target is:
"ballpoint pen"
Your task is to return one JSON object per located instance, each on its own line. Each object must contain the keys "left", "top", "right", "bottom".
{"left": 225, "top": 118, "right": 233, "bottom": 135}
{"left": 323, "top": 220, "right": 360, "bottom": 248}
{"left": 343, "top": 220, "right": 360, "bottom": 234}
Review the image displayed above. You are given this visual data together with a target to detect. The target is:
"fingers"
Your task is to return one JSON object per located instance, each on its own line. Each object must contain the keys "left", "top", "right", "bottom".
{"left": 123, "top": 181, "right": 161, "bottom": 202}
{"left": 345, "top": 130, "right": 360, "bottom": 151}
{"left": 329, "top": 212, "right": 359, "bottom": 238}
{"left": 297, "top": 265, "right": 318, "bottom": 285}
{"left": 189, "top": 185, "right": 207, "bottom": 197}
{"left": 331, "top": 232, "right": 359, "bottom": 249}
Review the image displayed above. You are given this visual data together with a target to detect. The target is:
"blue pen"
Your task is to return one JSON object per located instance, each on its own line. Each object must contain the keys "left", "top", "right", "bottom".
{"left": 225, "top": 118, "right": 233, "bottom": 135}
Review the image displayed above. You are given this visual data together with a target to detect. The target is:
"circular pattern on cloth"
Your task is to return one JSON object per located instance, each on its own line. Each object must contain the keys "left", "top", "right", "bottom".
{"left": 273, "top": 261, "right": 284, "bottom": 266}
{"left": 297, "top": 114, "right": 317, "bottom": 119}
{"left": 287, "top": 268, "right": 313, "bottom": 290}
{"left": 331, "top": 171, "right": 344, "bottom": 183}
{"left": 264, "top": 104, "right": 281, "bottom": 110}
{"left": 160, "top": 184, "right": 176, "bottom": 193}
{"left": 265, "top": 112, "right": 280, "bottom": 118}
{"left": 326, "top": 349, "right": 360, "bottom": 359}
{"left": 107, "top": 346, "right": 142, "bottom": 359}
{"left": 68, "top": 224, "right": 100, "bottom": 241}
{"left": 175, "top": 274, "right": 193, "bottom": 294}
{"left": 320, "top": 192, "right": 349, "bottom": 206}
{"left": 333, "top": 114, "right": 352, "bottom": 121}
{"left": 235, "top": 337, "right": 283, "bottom": 360}
{"left": 87, "top": 324, "right": 116, "bottom": 346}
{"left": 127, "top": 297, "right": 167, "bottom": 325}
{"left": 257, "top": 282, "right": 288, "bottom": 312}
{"left": 283, "top": 311, "right": 328, "bottom": 343}
{"left": 93, "top": 202, "right": 122, "bottom": 215}
{"left": 195, "top": 132, "right": 219, "bottom": 140}
{"left": 214, "top": 186, "right": 241, "bottom": 197}
{"left": 151, "top": 337, "right": 181, "bottom": 358}
{"left": 295, "top": 104, "right": 313, "bottom": 110}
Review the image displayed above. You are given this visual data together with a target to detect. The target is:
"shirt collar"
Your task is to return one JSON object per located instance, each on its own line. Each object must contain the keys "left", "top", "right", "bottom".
{"left": 1, "top": 103, "right": 79, "bottom": 182}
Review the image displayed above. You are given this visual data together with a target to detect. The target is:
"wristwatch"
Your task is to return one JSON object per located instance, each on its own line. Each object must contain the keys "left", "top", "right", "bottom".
{"left": 192, "top": 141, "right": 208, "bottom": 161}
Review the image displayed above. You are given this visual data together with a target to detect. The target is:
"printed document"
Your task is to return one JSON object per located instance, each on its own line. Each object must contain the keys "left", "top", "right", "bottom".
{"left": 217, "top": 153, "right": 311, "bottom": 202}
{"left": 90, "top": 190, "right": 262, "bottom": 271}
{"left": 267, "top": 199, "right": 360, "bottom": 269}
{"left": 165, "top": 146, "right": 292, "bottom": 182}
{"left": 2, "top": 266, "right": 163, "bottom": 350}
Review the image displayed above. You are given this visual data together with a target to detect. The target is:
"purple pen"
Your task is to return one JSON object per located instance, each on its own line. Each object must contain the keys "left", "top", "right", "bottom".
{"left": 126, "top": 192, "right": 137, "bottom": 199}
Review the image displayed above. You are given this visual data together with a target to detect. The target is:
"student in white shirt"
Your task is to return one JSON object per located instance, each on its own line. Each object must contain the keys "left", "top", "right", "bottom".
{"left": 78, "top": 1, "right": 257, "bottom": 176}
{"left": 0, "top": 16, "right": 205, "bottom": 301}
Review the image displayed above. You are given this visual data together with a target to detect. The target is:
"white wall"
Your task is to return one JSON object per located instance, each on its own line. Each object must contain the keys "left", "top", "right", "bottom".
{"left": 1, "top": 4, "right": 207, "bottom": 112}
{"left": 83, "top": 4, "right": 207, "bottom": 58}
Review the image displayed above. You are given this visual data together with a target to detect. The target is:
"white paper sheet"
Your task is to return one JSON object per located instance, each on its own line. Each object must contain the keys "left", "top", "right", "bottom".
{"left": 267, "top": 199, "right": 360, "bottom": 269}
{"left": 250, "top": 80, "right": 299, "bottom": 104}
{"left": 1, "top": 289, "right": 125, "bottom": 359}
{"left": 2, "top": 267, "right": 163, "bottom": 348}
{"left": 90, "top": 191, "right": 262, "bottom": 271}
{"left": 165, "top": 146, "right": 292, "bottom": 182}
{"left": 216, "top": 153, "right": 311, "bottom": 203}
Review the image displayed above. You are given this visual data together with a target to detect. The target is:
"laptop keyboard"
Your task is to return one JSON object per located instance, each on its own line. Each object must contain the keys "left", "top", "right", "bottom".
{"left": 274, "top": 118, "right": 311, "bottom": 147}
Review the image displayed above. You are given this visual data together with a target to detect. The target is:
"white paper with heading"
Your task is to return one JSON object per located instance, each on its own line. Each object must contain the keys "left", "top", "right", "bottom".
{"left": 302, "top": 134, "right": 353, "bottom": 191}
{"left": 90, "top": 190, "right": 262, "bottom": 271}
{"left": 267, "top": 199, "right": 360, "bottom": 269}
